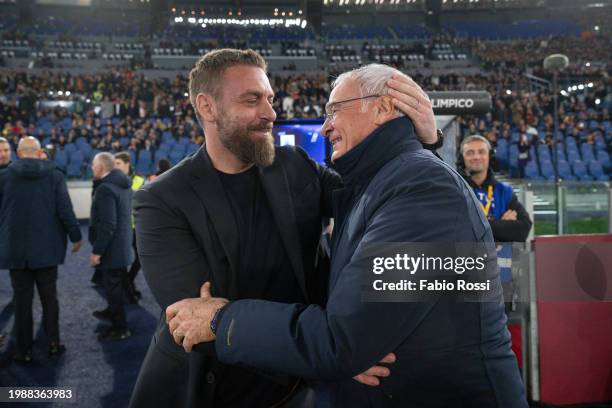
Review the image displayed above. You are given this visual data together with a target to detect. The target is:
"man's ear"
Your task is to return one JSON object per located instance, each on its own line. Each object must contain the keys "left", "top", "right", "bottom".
{"left": 373, "top": 96, "right": 396, "bottom": 125}
{"left": 196, "top": 93, "right": 217, "bottom": 123}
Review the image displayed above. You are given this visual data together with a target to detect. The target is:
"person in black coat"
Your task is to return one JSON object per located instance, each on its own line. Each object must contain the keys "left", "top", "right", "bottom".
{"left": 0, "top": 137, "right": 82, "bottom": 364}
{"left": 89, "top": 152, "right": 134, "bottom": 342}
{"left": 167, "top": 66, "right": 527, "bottom": 407}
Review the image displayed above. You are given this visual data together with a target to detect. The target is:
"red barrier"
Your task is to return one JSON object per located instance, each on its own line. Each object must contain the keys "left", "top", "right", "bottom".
{"left": 534, "top": 234, "right": 612, "bottom": 405}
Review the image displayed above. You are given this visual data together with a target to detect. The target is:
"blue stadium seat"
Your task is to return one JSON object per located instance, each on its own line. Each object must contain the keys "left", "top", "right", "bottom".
{"left": 54, "top": 149, "right": 68, "bottom": 171}
{"left": 580, "top": 144, "right": 595, "bottom": 161}
{"left": 596, "top": 150, "right": 610, "bottom": 169}
{"left": 588, "top": 161, "right": 609, "bottom": 181}
{"left": 136, "top": 150, "right": 152, "bottom": 175}
{"left": 169, "top": 149, "right": 185, "bottom": 166}
{"left": 572, "top": 161, "right": 593, "bottom": 181}
{"left": 154, "top": 149, "right": 169, "bottom": 165}
{"left": 567, "top": 150, "right": 581, "bottom": 163}
{"left": 186, "top": 143, "right": 200, "bottom": 155}
{"left": 540, "top": 160, "right": 555, "bottom": 181}
{"left": 537, "top": 144, "right": 551, "bottom": 163}
{"left": 64, "top": 143, "right": 77, "bottom": 156}
{"left": 524, "top": 160, "right": 541, "bottom": 180}
{"left": 67, "top": 150, "right": 84, "bottom": 178}
{"left": 162, "top": 131, "right": 173, "bottom": 143}
{"left": 557, "top": 160, "right": 575, "bottom": 181}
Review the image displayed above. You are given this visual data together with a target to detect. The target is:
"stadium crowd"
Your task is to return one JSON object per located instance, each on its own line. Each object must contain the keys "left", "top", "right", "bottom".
{"left": 0, "top": 31, "right": 610, "bottom": 179}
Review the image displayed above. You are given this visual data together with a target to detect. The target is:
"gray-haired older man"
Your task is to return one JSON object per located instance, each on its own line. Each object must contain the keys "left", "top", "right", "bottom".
{"left": 166, "top": 63, "right": 527, "bottom": 407}
{"left": 89, "top": 152, "right": 133, "bottom": 342}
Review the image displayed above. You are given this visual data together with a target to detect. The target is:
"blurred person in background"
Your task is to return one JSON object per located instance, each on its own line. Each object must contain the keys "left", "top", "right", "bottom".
{"left": 114, "top": 151, "right": 145, "bottom": 303}
{"left": 89, "top": 152, "right": 134, "bottom": 342}
{"left": 0, "top": 136, "right": 11, "bottom": 169}
{"left": 148, "top": 157, "right": 171, "bottom": 182}
{"left": 0, "top": 136, "right": 82, "bottom": 364}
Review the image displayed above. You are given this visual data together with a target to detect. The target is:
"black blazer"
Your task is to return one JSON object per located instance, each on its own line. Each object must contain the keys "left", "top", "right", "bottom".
{"left": 129, "top": 145, "right": 340, "bottom": 408}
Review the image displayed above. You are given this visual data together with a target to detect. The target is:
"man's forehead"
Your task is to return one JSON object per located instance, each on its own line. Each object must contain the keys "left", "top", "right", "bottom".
{"left": 328, "top": 78, "right": 358, "bottom": 105}
{"left": 222, "top": 65, "right": 273, "bottom": 96}
{"left": 464, "top": 141, "right": 489, "bottom": 151}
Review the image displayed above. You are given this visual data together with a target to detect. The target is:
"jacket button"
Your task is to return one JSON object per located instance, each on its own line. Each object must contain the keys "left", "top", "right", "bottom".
{"left": 206, "top": 372, "right": 215, "bottom": 384}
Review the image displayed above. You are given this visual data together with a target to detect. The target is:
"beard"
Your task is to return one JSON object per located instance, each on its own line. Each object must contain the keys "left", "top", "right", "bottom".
{"left": 216, "top": 109, "right": 275, "bottom": 167}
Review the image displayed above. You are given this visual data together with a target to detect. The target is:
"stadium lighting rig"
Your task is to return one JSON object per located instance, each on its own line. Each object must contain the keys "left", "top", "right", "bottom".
{"left": 173, "top": 16, "right": 307, "bottom": 29}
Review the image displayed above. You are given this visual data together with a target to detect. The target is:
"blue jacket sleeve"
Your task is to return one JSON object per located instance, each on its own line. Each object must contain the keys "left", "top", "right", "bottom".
{"left": 214, "top": 183, "right": 470, "bottom": 380}
{"left": 55, "top": 172, "right": 82, "bottom": 243}
{"left": 92, "top": 186, "right": 117, "bottom": 256}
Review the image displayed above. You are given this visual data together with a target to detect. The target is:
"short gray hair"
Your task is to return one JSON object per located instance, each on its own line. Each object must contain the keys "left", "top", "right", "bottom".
{"left": 460, "top": 135, "right": 491, "bottom": 154}
{"left": 332, "top": 63, "right": 403, "bottom": 117}
{"left": 93, "top": 152, "right": 115, "bottom": 172}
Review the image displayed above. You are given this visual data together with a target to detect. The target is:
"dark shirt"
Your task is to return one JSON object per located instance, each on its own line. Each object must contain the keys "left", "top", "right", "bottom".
{"left": 215, "top": 166, "right": 303, "bottom": 407}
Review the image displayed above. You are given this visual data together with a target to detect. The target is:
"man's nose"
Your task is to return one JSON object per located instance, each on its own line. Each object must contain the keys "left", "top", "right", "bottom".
{"left": 321, "top": 119, "right": 332, "bottom": 138}
{"left": 261, "top": 100, "right": 277, "bottom": 123}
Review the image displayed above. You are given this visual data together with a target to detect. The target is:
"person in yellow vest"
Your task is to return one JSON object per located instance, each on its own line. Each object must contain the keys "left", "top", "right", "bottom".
{"left": 114, "top": 152, "right": 145, "bottom": 303}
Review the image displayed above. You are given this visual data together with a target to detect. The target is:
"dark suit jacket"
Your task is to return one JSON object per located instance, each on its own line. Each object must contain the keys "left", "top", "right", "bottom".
{"left": 214, "top": 118, "right": 528, "bottom": 407}
{"left": 0, "top": 159, "right": 81, "bottom": 270}
{"left": 129, "top": 145, "right": 340, "bottom": 408}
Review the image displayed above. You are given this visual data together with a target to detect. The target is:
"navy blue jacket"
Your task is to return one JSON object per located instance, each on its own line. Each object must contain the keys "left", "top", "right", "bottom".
{"left": 89, "top": 169, "right": 133, "bottom": 270}
{"left": 215, "top": 117, "right": 527, "bottom": 407}
{"left": 0, "top": 159, "right": 81, "bottom": 269}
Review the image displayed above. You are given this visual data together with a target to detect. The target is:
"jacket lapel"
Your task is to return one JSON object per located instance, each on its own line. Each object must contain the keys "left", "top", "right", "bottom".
{"left": 258, "top": 161, "right": 309, "bottom": 303}
{"left": 187, "top": 145, "right": 240, "bottom": 298}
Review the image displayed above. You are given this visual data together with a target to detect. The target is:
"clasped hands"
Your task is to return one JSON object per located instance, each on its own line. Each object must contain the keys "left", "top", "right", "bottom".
{"left": 166, "top": 282, "right": 396, "bottom": 387}
{"left": 166, "top": 282, "right": 228, "bottom": 352}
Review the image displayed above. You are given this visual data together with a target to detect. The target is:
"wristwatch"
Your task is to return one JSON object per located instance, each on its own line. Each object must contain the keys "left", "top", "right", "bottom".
{"left": 423, "top": 129, "right": 444, "bottom": 151}
{"left": 210, "top": 303, "right": 228, "bottom": 336}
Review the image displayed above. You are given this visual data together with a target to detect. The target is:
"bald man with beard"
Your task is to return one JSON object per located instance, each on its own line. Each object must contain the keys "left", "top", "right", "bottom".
{"left": 0, "top": 137, "right": 82, "bottom": 364}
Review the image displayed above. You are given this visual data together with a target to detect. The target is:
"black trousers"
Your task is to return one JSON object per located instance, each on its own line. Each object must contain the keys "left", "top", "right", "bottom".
{"left": 100, "top": 267, "right": 128, "bottom": 330}
{"left": 9, "top": 266, "right": 60, "bottom": 354}
{"left": 127, "top": 230, "right": 141, "bottom": 284}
